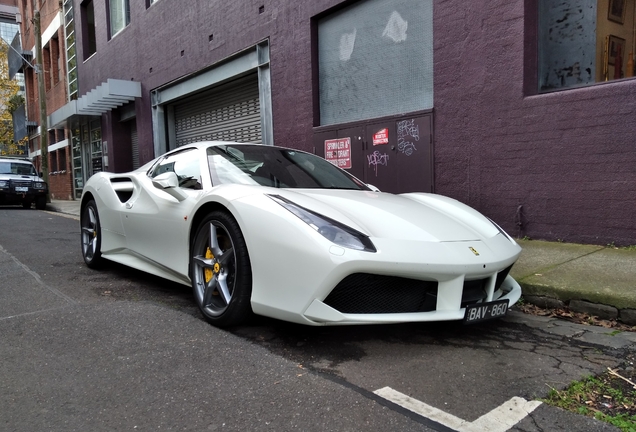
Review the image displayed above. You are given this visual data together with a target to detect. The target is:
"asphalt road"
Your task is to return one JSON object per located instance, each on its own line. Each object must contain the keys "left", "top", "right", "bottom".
{"left": 0, "top": 207, "right": 631, "bottom": 431}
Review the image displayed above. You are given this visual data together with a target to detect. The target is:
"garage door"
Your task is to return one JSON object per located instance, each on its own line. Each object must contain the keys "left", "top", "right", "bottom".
{"left": 174, "top": 74, "right": 261, "bottom": 146}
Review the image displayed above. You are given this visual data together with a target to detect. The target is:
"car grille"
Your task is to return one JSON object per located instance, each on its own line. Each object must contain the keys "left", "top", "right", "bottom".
{"left": 460, "top": 264, "right": 514, "bottom": 307}
{"left": 461, "top": 278, "right": 488, "bottom": 307}
{"left": 324, "top": 265, "right": 515, "bottom": 314}
{"left": 10, "top": 180, "right": 31, "bottom": 188}
{"left": 495, "top": 264, "right": 513, "bottom": 291}
{"left": 323, "top": 274, "right": 438, "bottom": 314}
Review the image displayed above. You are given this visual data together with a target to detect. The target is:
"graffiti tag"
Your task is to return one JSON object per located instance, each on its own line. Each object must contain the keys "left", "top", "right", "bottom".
{"left": 367, "top": 151, "right": 389, "bottom": 176}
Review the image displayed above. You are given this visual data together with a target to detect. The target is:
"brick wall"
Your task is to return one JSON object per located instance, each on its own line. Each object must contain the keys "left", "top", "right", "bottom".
{"left": 433, "top": 0, "right": 636, "bottom": 245}
{"left": 48, "top": 144, "right": 73, "bottom": 200}
{"left": 49, "top": 172, "right": 73, "bottom": 200}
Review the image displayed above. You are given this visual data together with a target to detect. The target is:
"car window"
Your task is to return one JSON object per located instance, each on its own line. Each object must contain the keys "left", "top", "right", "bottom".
{"left": 0, "top": 162, "right": 37, "bottom": 176}
{"left": 206, "top": 145, "right": 369, "bottom": 190}
{"left": 150, "top": 149, "right": 202, "bottom": 190}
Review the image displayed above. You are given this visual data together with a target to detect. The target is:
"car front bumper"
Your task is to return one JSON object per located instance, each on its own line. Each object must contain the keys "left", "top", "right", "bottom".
{"left": 233, "top": 196, "right": 523, "bottom": 326}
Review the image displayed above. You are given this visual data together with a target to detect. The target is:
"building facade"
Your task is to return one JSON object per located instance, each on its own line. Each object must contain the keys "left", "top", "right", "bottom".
{"left": 49, "top": 0, "right": 635, "bottom": 245}
{"left": 15, "top": 0, "right": 74, "bottom": 199}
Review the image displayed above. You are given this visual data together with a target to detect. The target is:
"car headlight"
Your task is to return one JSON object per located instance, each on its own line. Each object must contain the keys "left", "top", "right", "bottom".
{"left": 33, "top": 182, "right": 46, "bottom": 189}
{"left": 488, "top": 218, "right": 516, "bottom": 244}
{"left": 268, "top": 194, "right": 376, "bottom": 252}
{"left": 0, "top": 181, "right": 7, "bottom": 188}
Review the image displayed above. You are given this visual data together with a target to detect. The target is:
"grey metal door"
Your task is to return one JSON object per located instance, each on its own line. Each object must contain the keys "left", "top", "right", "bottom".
{"left": 364, "top": 114, "right": 433, "bottom": 193}
{"left": 313, "top": 113, "right": 433, "bottom": 193}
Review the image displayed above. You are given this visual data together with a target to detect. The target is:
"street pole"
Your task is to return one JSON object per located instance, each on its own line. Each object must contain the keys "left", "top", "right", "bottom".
{"left": 34, "top": 10, "right": 49, "bottom": 202}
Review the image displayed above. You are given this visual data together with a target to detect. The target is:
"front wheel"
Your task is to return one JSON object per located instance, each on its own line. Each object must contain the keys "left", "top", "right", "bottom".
{"left": 81, "top": 200, "right": 102, "bottom": 268}
{"left": 190, "top": 211, "right": 252, "bottom": 327}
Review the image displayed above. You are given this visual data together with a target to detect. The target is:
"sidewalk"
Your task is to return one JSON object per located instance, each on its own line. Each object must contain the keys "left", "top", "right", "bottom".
{"left": 47, "top": 199, "right": 81, "bottom": 218}
{"left": 47, "top": 199, "right": 636, "bottom": 325}
{"left": 512, "top": 239, "right": 636, "bottom": 325}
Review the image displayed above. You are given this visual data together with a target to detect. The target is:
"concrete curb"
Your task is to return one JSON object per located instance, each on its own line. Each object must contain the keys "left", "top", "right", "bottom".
{"left": 522, "top": 294, "right": 636, "bottom": 326}
{"left": 512, "top": 238, "right": 636, "bottom": 326}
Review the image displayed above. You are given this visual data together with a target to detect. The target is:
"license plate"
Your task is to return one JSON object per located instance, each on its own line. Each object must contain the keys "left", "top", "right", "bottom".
{"left": 464, "top": 299, "right": 509, "bottom": 324}
{"left": 15, "top": 187, "right": 28, "bottom": 192}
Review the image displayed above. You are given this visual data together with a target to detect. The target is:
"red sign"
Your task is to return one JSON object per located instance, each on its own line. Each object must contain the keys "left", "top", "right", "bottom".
{"left": 324, "top": 138, "right": 352, "bottom": 169}
{"left": 373, "top": 128, "right": 389, "bottom": 145}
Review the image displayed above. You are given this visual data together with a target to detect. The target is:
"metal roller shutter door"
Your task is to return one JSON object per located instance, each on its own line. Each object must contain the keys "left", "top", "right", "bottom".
{"left": 131, "top": 122, "right": 139, "bottom": 169}
{"left": 174, "top": 74, "right": 261, "bottom": 146}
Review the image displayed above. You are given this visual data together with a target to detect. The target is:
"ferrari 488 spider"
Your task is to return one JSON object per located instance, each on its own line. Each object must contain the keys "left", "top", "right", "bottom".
{"left": 80, "top": 141, "right": 522, "bottom": 327}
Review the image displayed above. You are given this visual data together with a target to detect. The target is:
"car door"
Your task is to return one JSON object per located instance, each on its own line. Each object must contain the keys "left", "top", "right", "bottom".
{"left": 121, "top": 148, "right": 205, "bottom": 278}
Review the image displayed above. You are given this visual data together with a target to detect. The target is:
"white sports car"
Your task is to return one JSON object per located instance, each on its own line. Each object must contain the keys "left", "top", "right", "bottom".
{"left": 80, "top": 141, "right": 522, "bottom": 327}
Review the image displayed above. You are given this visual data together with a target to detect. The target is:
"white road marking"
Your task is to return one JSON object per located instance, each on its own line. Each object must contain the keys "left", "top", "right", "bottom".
{"left": 374, "top": 387, "right": 541, "bottom": 432}
{"left": 44, "top": 210, "right": 79, "bottom": 221}
{"left": 469, "top": 397, "right": 542, "bottom": 431}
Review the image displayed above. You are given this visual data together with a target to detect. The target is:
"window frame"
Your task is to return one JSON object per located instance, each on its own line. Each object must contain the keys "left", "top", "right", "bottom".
{"left": 529, "top": 0, "right": 636, "bottom": 95}
{"left": 80, "top": 0, "right": 96, "bottom": 60}
{"left": 314, "top": 0, "right": 434, "bottom": 127}
{"left": 108, "top": 0, "right": 130, "bottom": 39}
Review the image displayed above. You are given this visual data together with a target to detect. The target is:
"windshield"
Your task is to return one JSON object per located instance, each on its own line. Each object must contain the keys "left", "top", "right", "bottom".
{"left": 0, "top": 161, "right": 37, "bottom": 176}
{"left": 206, "top": 145, "right": 369, "bottom": 190}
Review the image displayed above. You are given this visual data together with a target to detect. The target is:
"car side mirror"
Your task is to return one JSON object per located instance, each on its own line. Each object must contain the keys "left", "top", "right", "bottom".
{"left": 152, "top": 171, "right": 188, "bottom": 202}
{"left": 39, "top": 172, "right": 43, "bottom": 177}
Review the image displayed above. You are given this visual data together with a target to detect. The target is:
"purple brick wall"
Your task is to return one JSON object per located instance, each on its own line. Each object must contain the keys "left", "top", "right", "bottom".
{"left": 75, "top": 0, "right": 636, "bottom": 245}
{"left": 434, "top": 0, "right": 636, "bottom": 245}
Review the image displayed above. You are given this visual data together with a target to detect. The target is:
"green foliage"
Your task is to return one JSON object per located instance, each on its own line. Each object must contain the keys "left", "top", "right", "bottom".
{"left": 7, "top": 94, "right": 24, "bottom": 114}
{"left": 0, "top": 43, "right": 21, "bottom": 151}
{"left": 542, "top": 375, "right": 636, "bottom": 432}
{"left": 595, "top": 412, "right": 636, "bottom": 431}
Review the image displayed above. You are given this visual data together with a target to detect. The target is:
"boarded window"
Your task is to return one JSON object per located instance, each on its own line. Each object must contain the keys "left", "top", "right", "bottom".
{"left": 318, "top": 0, "right": 433, "bottom": 126}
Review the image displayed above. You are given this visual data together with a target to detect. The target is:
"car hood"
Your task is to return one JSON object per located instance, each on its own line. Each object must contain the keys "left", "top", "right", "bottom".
{"left": 0, "top": 174, "right": 41, "bottom": 181}
{"left": 273, "top": 189, "right": 501, "bottom": 242}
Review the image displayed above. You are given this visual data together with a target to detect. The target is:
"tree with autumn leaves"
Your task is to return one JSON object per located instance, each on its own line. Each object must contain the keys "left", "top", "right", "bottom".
{"left": 0, "top": 42, "right": 26, "bottom": 156}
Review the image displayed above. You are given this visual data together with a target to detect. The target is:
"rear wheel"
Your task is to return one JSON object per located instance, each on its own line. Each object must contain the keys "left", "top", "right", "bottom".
{"left": 190, "top": 211, "right": 252, "bottom": 327}
{"left": 81, "top": 200, "right": 102, "bottom": 268}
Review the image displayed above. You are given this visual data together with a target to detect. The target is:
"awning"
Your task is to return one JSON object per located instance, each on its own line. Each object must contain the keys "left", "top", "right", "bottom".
{"left": 49, "top": 79, "right": 141, "bottom": 128}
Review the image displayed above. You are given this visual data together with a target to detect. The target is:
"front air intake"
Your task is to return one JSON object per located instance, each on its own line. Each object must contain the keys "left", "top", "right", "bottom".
{"left": 323, "top": 273, "right": 438, "bottom": 314}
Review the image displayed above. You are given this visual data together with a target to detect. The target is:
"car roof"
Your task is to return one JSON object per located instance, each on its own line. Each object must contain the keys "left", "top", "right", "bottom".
{"left": 0, "top": 156, "right": 32, "bottom": 163}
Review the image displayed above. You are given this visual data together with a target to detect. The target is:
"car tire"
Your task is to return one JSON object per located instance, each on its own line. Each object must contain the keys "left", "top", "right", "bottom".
{"left": 22, "top": 201, "right": 31, "bottom": 209}
{"left": 81, "top": 200, "right": 103, "bottom": 268}
{"left": 35, "top": 196, "right": 46, "bottom": 210}
{"left": 191, "top": 211, "right": 253, "bottom": 327}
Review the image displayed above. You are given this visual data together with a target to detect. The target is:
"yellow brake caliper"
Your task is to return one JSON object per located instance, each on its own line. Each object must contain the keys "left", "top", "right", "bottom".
{"left": 204, "top": 247, "right": 214, "bottom": 283}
